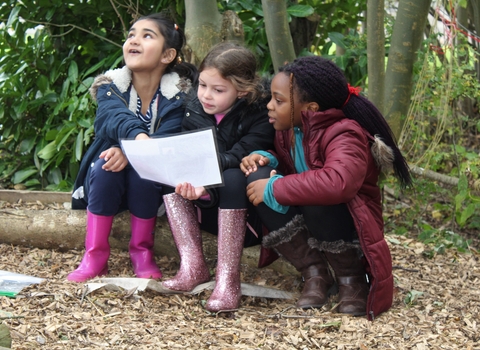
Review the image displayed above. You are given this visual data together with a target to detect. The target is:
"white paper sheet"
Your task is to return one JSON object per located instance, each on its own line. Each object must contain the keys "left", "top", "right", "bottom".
{"left": 121, "top": 128, "right": 223, "bottom": 188}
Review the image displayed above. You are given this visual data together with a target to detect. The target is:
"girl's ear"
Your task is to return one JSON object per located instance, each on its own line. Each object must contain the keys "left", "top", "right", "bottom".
{"left": 237, "top": 91, "right": 248, "bottom": 98}
{"left": 306, "top": 102, "right": 319, "bottom": 112}
{"left": 161, "top": 48, "right": 177, "bottom": 64}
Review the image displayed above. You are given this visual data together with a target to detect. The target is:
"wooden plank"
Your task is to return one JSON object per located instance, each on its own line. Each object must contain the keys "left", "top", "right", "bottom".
{"left": 0, "top": 190, "right": 71, "bottom": 204}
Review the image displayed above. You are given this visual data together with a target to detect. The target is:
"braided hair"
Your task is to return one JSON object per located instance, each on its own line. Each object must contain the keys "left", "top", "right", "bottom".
{"left": 279, "top": 56, "right": 412, "bottom": 187}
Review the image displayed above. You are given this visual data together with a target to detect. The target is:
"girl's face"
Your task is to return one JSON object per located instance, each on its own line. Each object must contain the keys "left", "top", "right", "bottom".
{"left": 123, "top": 19, "right": 175, "bottom": 73}
{"left": 197, "top": 68, "right": 245, "bottom": 115}
{"left": 267, "top": 72, "right": 316, "bottom": 131}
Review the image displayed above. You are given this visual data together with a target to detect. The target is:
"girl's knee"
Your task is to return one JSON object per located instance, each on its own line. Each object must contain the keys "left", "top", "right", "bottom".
{"left": 247, "top": 166, "right": 273, "bottom": 184}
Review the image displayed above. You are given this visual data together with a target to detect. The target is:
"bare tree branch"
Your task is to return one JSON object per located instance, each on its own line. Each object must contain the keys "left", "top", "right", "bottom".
{"left": 23, "top": 19, "right": 122, "bottom": 48}
{"left": 409, "top": 164, "right": 480, "bottom": 192}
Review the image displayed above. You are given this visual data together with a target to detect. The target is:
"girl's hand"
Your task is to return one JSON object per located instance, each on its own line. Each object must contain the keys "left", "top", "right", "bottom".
{"left": 240, "top": 154, "right": 270, "bottom": 176}
{"left": 100, "top": 147, "right": 128, "bottom": 172}
{"left": 246, "top": 170, "right": 277, "bottom": 206}
{"left": 135, "top": 133, "right": 150, "bottom": 140}
{"left": 175, "top": 182, "right": 206, "bottom": 200}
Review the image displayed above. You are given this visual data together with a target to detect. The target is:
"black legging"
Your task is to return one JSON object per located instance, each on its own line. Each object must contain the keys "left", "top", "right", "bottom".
{"left": 247, "top": 166, "right": 356, "bottom": 242}
{"left": 163, "top": 168, "right": 248, "bottom": 209}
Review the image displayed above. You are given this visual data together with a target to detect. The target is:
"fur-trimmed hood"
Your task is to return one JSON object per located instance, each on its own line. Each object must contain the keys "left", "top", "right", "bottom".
{"left": 370, "top": 135, "right": 394, "bottom": 174}
{"left": 89, "top": 66, "right": 192, "bottom": 102}
{"left": 299, "top": 108, "right": 395, "bottom": 175}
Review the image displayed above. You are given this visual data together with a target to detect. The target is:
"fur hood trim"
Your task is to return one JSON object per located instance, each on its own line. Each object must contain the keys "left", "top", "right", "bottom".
{"left": 308, "top": 237, "right": 362, "bottom": 254}
{"left": 371, "top": 135, "right": 394, "bottom": 173}
{"left": 89, "top": 66, "right": 190, "bottom": 101}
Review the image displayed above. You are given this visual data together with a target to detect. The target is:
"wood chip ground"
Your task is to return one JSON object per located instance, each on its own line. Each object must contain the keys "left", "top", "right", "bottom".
{"left": 1, "top": 232, "right": 479, "bottom": 349}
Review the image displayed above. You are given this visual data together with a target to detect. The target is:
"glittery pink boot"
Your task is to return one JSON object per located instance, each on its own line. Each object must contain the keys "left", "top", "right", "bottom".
{"left": 162, "top": 193, "right": 210, "bottom": 291}
{"left": 205, "top": 208, "right": 247, "bottom": 312}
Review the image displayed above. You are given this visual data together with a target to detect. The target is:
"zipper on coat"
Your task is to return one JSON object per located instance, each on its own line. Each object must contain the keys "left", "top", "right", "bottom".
{"left": 109, "top": 87, "right": 128, "bottom": 107}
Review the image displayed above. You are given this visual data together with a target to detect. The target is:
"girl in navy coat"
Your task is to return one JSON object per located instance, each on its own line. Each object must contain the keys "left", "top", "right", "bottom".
{"left": 68, "top": 14, "right": 197, "bottom": 282}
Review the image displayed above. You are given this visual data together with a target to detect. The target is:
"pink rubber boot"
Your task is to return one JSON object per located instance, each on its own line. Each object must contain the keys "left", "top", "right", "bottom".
{"left": 205, "top": 208, "right": 247, "bottom": 312}
{"left": 162, "top": 193, "right": 210, "bottom": 291}
{"left": 67, "top": 210, "right": 113, "bottom": 282}
{"left": 129, "top": 215, "right": 162, "bottom": 279}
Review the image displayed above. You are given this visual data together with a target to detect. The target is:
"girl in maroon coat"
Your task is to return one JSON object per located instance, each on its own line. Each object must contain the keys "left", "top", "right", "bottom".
{"left": 241, "top": 56, "right": 411, "bottom": 320}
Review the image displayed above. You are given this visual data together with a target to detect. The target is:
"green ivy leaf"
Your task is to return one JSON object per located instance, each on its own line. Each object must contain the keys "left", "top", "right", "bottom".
{"left": 13, "top": 168, "right": 38, "bottom": 184}
{"left": 68, "top": 60, "right": 79, "bottom": 84}
{"left": 287, "top": 5, "right": 314, "bottom": 17}
{"left": 459, "top": 203, "right": 477, "bottom": 227}
{"left": 19, "top": 138, "right": 36, "bottom": 154}
{"left": 37, "top": 141, "right": 57, "bottom": 160}
{"left": 36, "top": 75, "right": 49, "bottom": 92}
{"left": 48, "top": 167, "right": 63, "bottom": 184}
{"left": 75, "top": 129, "right": 84, "bottom": 161}
{"left": 328, "top": 32, "right": 347, "bottom": 50}
{"left": 7, "top": 6, "right": 21, "bottom": 28}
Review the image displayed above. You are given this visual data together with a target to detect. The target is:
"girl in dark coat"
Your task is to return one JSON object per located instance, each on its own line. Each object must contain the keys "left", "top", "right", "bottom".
{"left": 68, "top": 14, "right": 197, "bottom": 282}
{"left": 241, "top": 56, "right": 411, "bottom": 320}
{"left": 162, "top": 42, "right": 275, "bottom": 312}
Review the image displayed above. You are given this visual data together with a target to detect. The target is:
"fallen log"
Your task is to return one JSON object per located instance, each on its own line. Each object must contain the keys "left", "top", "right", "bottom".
{"left": 0, "top": 190, "right": 296, "bottom": 276}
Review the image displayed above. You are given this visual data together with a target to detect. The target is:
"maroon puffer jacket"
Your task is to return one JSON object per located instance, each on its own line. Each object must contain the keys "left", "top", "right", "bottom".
{"left": 272, "top": 108, "right": 393, "bottom": 320}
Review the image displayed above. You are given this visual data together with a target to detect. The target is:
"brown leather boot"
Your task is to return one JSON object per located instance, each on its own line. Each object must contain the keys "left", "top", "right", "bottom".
{"left": 263, "top": 215, "right": 336, "bottom": 309}
{"left": 324, "top": 248, "right": 369, "bottom": 316}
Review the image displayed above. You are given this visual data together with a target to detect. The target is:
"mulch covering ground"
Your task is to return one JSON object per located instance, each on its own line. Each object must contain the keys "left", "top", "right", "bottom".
{"left": 0, "top": 196, "right": 479, "bottom": 349}
{"left": 0, "top": 235, "right": 479, "bottom": 349}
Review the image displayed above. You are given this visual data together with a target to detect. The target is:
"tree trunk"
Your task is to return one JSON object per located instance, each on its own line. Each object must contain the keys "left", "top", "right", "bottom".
{"left": 384, "top": 0, "right": 432, "bottom": 139}
{"left": 455, "top": 2, "right": 476, "bottom": 118}
{"left": 261, "top": 0, "right": 296, "bottom": 72}
{"left": 184, "top": 0, "right": 244, "bottom": 66}
{"left": 289, "top": 15, "right": 319, "bottom": 56}
{"left": 366, "top": 0, "right": 386, "bottom": 113}
{"left": 469, "top": 0, "right": 480, "bottom": 80}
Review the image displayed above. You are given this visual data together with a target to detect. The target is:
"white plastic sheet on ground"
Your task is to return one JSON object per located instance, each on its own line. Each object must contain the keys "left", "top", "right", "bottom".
{"left": 86, "top": 277, "right": 294, "bottom": 300}
{"left": 0, "top": 270, "right": 45, "bottom": 298}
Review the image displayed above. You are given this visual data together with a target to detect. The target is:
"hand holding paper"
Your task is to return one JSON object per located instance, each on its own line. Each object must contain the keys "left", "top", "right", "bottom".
{"left": 121, "top": 128, "right": 223, "bottom": 188}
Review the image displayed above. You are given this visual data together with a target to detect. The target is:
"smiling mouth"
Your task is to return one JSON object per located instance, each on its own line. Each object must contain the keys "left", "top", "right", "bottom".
{"left": 129, "top": 49, "right": 141, "bottom": 54}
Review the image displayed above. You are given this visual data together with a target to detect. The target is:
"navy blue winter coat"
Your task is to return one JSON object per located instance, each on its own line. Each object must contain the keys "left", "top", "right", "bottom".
{"left": 72, "top": 66, "right": 192, "bottom": 209}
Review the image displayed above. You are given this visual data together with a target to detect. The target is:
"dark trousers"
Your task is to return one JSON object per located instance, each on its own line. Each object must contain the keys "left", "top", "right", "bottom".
{"left": 87, "top": 159, "right": 162, "bottom": 219}
{"left": 247, "top": 166, "right": 356, "bottom": 242}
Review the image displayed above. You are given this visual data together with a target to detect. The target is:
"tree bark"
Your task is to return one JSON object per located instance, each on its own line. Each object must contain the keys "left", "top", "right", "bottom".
{"left": 184, "top": 0, "right": 244, "bottom": 66}
{"left": 289, "top": 15, "right": 319, "bottom": 56}
{"left": 455, "top": 2, "right": 477, "bottom": 118}
{"left": 366, "top": 0, "right": 386, "bottom": 113}
{"left": 468, "top": 0, "right": 480, "bottom": 80}
{"left": 0, "top": 191, "right": 297, "bottom": 276}
{"left": 384, "top": 0, "right": 432, "bottom": 139}
{"left": 261, "top": 0, "right": 296, "bottom": 72}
